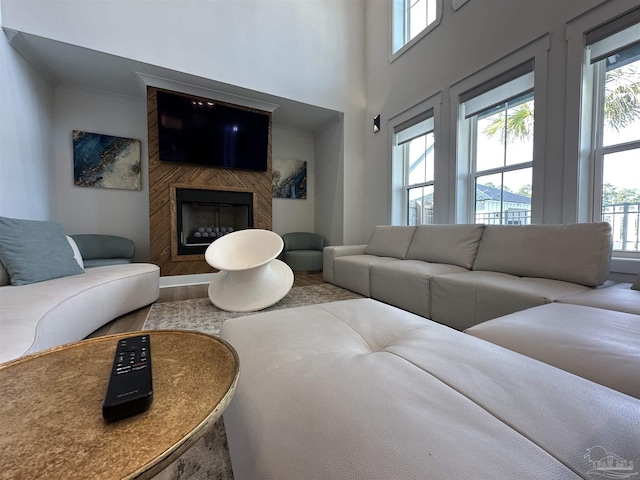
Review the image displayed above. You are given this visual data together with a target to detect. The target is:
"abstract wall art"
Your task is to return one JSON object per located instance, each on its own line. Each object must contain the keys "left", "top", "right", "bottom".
{"left": 272, "top": 157, "right": 307, "bottom": 199}
{"left": 72, "top": 130, "right": 142, "bottom": 190}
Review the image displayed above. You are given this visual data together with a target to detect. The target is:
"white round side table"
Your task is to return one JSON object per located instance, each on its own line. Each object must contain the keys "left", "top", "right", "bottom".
{"left": 205, "top": 229, "right": 294, "bottom": 312}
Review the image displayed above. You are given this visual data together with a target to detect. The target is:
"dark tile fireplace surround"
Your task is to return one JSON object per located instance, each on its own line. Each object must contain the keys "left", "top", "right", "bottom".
{"left": 175, "top": 188, "right": 253, "bottom": 256}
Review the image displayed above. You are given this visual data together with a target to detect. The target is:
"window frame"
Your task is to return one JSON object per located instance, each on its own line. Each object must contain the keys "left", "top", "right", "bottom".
{"left": 390, "top": 0, "right": 443, "bottom": 62}
{"left": 449, "top": 35, "right": 549, "bottom": 225}
{"left": 401, "top": 125, "right": 435, "bottom": 225}
{"left": 388, "top": 93, "right": 443, "bottom": 225}
{"left": 589, "top": 48, "right": 640, "bottom": 257}
{"left": 565, "top": 5, "right": 640, "bottom": 260}
{"left": 466, "top": 91, "right": 535, "bottom": 226}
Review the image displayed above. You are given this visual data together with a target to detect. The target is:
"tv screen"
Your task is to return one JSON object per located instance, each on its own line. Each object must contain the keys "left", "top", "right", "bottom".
{"left": 156, "top": 90, "right": 269, "bottom": 172}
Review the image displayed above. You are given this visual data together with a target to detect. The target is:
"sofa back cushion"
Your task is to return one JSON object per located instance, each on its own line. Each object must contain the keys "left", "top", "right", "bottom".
{"left": 70, "top": 234, "right": 135, "bottom": 260}
{"left": 364, "top": 226, "right": 416, "bottom": 259}
{"left": 283, "top": 232, "right": 324, "bottom": 251}
{"left": 406, "top": 224, "right": 485, "bottom": 269}
{"left": 473, "top": 223, "right": 612, "bottom": 286}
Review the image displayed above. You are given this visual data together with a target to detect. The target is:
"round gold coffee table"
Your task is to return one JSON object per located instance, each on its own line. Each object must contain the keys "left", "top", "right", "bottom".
{"left": 0, "top": 330, "right": 239, "bottom": 480}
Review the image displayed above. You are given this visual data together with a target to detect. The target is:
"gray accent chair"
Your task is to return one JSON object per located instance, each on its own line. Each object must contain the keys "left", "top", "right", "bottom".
{"left": 70, "top": 234, "right": 135, "bottom": 268}
{"left": 281, "top": 232, "right": 324, "bottom": 272}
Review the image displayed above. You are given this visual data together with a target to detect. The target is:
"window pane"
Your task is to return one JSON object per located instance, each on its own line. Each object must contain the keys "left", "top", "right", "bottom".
{"left": 476, "top": 107, "right": 506, "bottom": 172}
{"left": 407, "top": 132, "right": 434, "bottom": 185}
{"left": 394, "top": 0, "right": 438, "bottom": 53}
{"left": 408, "top": 185, "right": 434, "bottom": 225}
{"left": 502, "top": 168, "right": 532, "bottom": 225}
{"left": 409, "top": 0, "right": 427, "bottom": 41}
{"left": 474, "top": 168, "right": 531, "bottom": 225}
{"left": 475, "top": 173, "right": 502, "bottom": 224}
{"left": 602, "top": 148, "right": 640, "bottom": 252}
{"left": 602, "top": 46, "right": 640, "bottom": 147}
{"left": 475, "top": 93, "right": 534, "bottom": 172}
{"left": 505, "top": 97, "right": 534, "bottom": 166}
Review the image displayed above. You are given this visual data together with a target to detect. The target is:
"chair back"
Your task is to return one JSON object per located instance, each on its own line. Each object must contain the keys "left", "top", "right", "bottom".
{"left": 283, "top": 232, "right": 324, "bottom": 251}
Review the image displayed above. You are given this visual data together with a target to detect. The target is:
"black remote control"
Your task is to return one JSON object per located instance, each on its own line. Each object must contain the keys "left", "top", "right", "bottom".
{"left": 102, "top": 334, "right": 153, "bottom": 422}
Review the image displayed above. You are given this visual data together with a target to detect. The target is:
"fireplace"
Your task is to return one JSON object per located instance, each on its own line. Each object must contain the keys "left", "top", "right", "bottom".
{"left": 175, "top": 188, "right": 253, "bottom": 255}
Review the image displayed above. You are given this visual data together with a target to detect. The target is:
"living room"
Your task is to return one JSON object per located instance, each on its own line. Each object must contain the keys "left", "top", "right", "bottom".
{"left": 1, "top": 0, "right": 639, "bottom": 479}
{"left": 1, "top": 0, "right": 638, "bottom": 283}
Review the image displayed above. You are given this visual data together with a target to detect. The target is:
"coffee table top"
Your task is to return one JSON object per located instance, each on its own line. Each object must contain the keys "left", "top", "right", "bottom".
{"left": 0, "top": 330, "right": 239, "bottom": 480}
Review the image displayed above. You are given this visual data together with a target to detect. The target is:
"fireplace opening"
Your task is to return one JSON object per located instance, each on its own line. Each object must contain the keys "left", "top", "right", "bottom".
{"left": 176, "top": 188, "right": 253, "bottom": 255}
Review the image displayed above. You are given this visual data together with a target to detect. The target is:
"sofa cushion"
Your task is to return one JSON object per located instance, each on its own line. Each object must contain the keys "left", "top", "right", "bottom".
{"left": 430, "top": 271, "right": 590, "bottom": 330}
{"left": 557, "top": 281, "right": 640, "bottom": 315}
{"left": 466, "top": 303, "right": 640, "bottom": 399}
{"left": 333, "top": 255, "right": 399, "bottom": 296}
{"left": 0, "top": 263, "right": 159, "bottom": 363}
{"left": 70, "top": 234, "right": 135, "bottom": 264}
{"left": 406, "top": 224, "right": 485, "bottom": 269}
{"left": 322, "top": 245, "right": 367, "bottom": 284}
{"left": 370, "top": 260, "right": 468, "bottom": 318}
{"left": 364, "top": 225, "right": 416, "bottom": 259}
{"left": 473, "top": 223, "right": 612, "bottom": 286}
{"left": 220, "top": 299, "right": 640, "bottom": 480}
{"left": 0, "top": 217, "right": 84, "bottom": 286}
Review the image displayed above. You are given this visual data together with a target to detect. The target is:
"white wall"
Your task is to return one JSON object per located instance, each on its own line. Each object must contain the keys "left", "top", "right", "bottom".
{"left": 272, "top": 125, "right": 315, "bottom": 236}
{"left": 52, "top": 86, "right": 323, "bottom": 262}
{"left": 52, "top": 85, "right": 150, "bottom": 261}
{"left": 1, "top": 0, "right": 367, "bottom": 244}
{"left": 0, "top": 15, "right": 54, "bottom": 220}
{"left": 315, "top": 114, "right": 345, "bottom": 246}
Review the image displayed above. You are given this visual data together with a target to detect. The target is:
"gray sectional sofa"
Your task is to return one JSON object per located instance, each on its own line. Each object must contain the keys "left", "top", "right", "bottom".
{"left": 322, "top": 222, "right": 640, "bottom": 398}
{"left": 323, "top": 223, "right": 614, "bottom": 329}
{"left": 218, "top": 222, "right": 639, "bottom": 479}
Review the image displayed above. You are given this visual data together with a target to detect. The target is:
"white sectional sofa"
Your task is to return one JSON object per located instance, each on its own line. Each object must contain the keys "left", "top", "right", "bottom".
{"left": 216, "top": 222, "right": 639, "bottom": 479}
{"left": 323, "top": 223, "right": 614, "bottom": 330}
{"left": 220, "top": 299, "right": 640, "bottom": 480}
{"left": 322, "top": 223, "right": 640, "bottom": 396}
{"left": 0, "top": 225, "right": 159, "bottom": 364}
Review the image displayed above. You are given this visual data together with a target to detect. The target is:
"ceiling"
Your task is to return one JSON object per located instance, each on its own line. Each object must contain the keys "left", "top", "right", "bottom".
{"left": 6, "top": 29, "right": 340, "bottom": 133}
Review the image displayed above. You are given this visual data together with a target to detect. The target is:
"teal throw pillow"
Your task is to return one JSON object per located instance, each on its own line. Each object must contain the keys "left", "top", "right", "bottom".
{"left": 0, "top": 216, "right": 84, "bottom": 285}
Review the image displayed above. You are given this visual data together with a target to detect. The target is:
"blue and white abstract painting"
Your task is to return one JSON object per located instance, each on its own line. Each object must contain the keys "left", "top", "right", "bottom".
{"left": 272, "top": 157, "right": 307, "bottom": 199}
{"left": 72, "top": 130, "right": 141, "bottom": 190}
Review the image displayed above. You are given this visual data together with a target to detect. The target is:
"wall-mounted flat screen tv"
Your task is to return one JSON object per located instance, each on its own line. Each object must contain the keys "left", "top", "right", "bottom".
{"left": 156, "top": 90, "right": 269, "bottom": 172}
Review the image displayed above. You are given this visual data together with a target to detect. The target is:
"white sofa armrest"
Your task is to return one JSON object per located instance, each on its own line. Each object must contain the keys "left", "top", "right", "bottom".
{"left": 323, "top": 245, "right": 367, "bottom": 283}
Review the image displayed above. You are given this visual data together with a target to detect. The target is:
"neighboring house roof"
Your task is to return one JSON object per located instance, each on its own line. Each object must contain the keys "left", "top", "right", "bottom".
{"left": 414, "top": 184, "right": 531, "bottom": 205}
{"left": 475, "top": 184, "right": 531, "bottom": 204}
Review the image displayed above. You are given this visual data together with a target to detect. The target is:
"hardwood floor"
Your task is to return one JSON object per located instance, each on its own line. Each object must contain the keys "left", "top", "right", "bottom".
{"left": 88, "top": 272, "right": 324, "bottom": 338}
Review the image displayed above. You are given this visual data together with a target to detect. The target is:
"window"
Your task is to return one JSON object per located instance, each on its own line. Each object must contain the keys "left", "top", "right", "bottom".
{"left": 392, "top": 0, "right": 441, "bottom": 56}
{"left": 460, "top": 62, "right": 535, "bottom": 225}
{"left": 585, "top": 10, "right": 640, "bottom": 255}
{"left": 394, "top": 114, "right": 435, "bottom": 225}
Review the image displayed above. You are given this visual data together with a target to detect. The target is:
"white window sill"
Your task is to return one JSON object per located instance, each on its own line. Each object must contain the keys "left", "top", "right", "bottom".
{"left": 610, "top": 257, "right": 640, "bottom": 274}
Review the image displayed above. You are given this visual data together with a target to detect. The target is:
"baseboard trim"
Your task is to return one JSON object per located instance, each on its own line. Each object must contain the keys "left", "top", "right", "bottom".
{"left": 160, "top": 273, "right": 214, "bottom": 288}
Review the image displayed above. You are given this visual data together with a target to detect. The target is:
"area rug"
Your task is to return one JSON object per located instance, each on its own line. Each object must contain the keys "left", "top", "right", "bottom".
{"left": 145, "top": 283, "right": 363, "bottom": 480}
